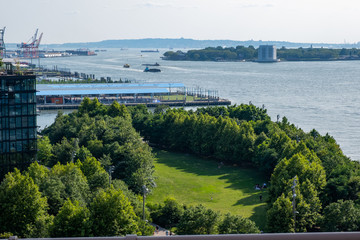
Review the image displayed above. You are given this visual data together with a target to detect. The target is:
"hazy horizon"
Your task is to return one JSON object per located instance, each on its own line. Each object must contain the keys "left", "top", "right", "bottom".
{"left": 2, "top": 0, "right": 360, "bottom": 45}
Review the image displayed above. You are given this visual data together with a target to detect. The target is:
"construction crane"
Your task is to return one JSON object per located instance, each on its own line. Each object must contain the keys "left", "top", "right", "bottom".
{"left": 18, "top": 29, "right": 43, "bottom": 59}
{"left": 0, "top": 27, "right": 5, "bottom": 58}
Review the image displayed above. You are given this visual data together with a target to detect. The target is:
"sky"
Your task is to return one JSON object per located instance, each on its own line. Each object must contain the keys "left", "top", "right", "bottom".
{"left": 1, "top": 0, "right": 360, "bottom": 44}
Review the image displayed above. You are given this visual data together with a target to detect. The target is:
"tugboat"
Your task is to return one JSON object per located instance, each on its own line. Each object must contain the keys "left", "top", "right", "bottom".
{"left": 144, "top": 67, "right": 161, "bottom": 72}
{"left": 123, "top": 64, "right": 130, "bottom": 68}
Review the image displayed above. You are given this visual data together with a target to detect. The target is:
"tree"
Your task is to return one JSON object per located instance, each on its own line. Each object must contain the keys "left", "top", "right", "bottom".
{"left": 51, "top": 199, "right": 91, "bottom": 237}
{"left": 321, "top": 200, "right": 360, "bottom": 232}
{"left": 89, "top": 188, "right": 140, "bottom": 236}
{"left": 267, "top": 193, "right": 294, "bottom": 233}
{"left": 269, "top": 153, "right": 326, "bottom": 204}
{"left": 42, "top": 163, "right": 90, "bottom": 215}
{"left": 150, "top": 197, "right": 184, "bottom": 229}
{"left": 0, "top": 169, "right": 52, "bottom": 237}
{"left": 37, "top": 136, "right": 53, "bottom": 165}
{"left": 51, "top": 137, "right": 79, "bottom": 166}
{"left": 218, "top": 213, "right": 260, "bottom": 234}
{"left": 76, "top": 157, "right": 109, "bottom": 192}
{"left": 26, "top": 161, "right": 49, "bottom": 187}
{"left": 176, "top": 204, "right": 219, "bottom": 235}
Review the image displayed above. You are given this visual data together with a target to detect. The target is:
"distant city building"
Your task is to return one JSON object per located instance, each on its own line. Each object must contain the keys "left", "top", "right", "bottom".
{"left": 0, "top": 63, "right": 37, "bottom": 178}
{"left": 258, "top": 45, "right": 278, "bottom": 62}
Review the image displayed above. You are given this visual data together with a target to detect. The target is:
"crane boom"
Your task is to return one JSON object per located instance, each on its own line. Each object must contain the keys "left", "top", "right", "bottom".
{"left": 18, "top": 28, "right": 43, "bottom": 58}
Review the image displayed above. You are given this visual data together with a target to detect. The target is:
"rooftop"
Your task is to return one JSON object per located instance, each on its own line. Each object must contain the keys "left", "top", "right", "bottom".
{"left": 36, "top": 83, "right": 184, "bottom": 96}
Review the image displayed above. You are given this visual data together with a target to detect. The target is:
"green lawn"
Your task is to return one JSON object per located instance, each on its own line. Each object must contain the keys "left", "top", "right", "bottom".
{"left": 146, "top": 150, "right": 268, "bottom": 230}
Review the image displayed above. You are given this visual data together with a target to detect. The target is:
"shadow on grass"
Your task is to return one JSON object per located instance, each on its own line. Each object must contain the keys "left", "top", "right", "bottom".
{"left": 232, "top": 190, "right": 267, "bottom": 206}
{"left": 154, "top": 149, "right": 268, "bottom": 199}
{"left": 249, "top": 204, "right": 268, "bottom": 231}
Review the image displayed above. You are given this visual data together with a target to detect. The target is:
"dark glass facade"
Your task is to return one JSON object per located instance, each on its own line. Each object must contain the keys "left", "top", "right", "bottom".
{"left": 0, "top": 74, "right": 37, "bottom": 178}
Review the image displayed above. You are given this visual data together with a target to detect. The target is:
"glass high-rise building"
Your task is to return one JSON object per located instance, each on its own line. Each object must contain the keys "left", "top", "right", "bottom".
{"left": 0, "top": 68, "right": 37, "bottom": 178}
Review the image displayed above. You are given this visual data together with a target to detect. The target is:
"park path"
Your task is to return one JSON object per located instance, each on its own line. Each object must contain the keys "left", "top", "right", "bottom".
{"left": 151, "top": 223, "right": 172, "bottom": 236}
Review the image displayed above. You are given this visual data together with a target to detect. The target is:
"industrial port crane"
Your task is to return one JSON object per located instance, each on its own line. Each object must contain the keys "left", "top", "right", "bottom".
{"left": 0, "top": 27, "right": 5, "bottom": 58}
{"left": 18, "top": 29, "right": 43, "bottom": 58}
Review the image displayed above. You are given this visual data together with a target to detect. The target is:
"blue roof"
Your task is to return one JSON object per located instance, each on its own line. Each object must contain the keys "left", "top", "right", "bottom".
{"left": 36, "top": 83, "right": 182, "bottom": 96}
{"left": 37, "top": 88, "right": 169, "bottom": 96}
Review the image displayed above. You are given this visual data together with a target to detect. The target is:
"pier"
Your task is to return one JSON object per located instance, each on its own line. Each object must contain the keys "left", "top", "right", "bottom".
{"left": 36, "top": 82, "right": 231, "bottom": 110}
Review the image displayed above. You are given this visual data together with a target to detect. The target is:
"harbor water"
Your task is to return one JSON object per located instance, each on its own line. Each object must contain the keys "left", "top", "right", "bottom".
{"left": 37, "top": 49, "right": 360, "bottom": 161}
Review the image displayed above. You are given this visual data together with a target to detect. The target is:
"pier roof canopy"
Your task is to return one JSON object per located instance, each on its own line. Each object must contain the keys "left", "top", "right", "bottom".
{"left": 36, "top": 83, "right": 184, "bottom": 96}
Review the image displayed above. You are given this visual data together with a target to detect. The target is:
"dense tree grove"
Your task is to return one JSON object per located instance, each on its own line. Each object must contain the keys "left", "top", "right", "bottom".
{"left": 163, "top": 46, "right": 360, "bottom": 61}
{"left": 41, "top": 99, "right": 155, "bottom": 193}
{"left": 128, "top": 103, "right": 360, "bottom": 232}
{"left": 0, "top": 160, "right": 153, "bottom": 238}
{"left": 149, "top": 198, "right": 260, "bottom": 235}
{"left": 1, "top": 99, "right": 360, "bottom": 236}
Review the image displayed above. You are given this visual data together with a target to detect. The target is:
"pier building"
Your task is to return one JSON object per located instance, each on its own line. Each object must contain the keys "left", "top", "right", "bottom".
{"left": 36, "top": 83, "right": 230, "bottom": 110}
{"left": 0, "top": 63, "right": 37, "bottom": 178}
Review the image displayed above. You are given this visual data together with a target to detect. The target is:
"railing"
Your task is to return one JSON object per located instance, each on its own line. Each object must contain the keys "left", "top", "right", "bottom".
{"left": 8, "top": 232, "right": 360, "bottom": 240}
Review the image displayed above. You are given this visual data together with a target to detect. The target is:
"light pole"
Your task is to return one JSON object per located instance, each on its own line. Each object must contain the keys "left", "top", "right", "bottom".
{"left": 291, "top": 176, "right": 298, "bottom": 232}
{"left": 142, "top": 185, "right": 149, "bottom": 221}
{"left": 108, "top": 166, "right": 114, "bottom": 186}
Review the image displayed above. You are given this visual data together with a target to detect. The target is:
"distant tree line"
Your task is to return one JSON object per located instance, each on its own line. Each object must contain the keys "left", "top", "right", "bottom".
{"left": 163, "top": 46, "right": 360, "bottom": 61}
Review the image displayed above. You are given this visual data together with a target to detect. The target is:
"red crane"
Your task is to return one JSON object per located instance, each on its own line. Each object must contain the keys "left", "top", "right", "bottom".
{"left": 18, "top": 29, "right": 43, "bottom": 58}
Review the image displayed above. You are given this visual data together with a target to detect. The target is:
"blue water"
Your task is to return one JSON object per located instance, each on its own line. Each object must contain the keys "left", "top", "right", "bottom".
{"left": 37, "top": 49, "right": 360, "bottom": 161}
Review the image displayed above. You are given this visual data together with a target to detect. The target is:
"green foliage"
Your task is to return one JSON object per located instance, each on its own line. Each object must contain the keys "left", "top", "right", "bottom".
{"left": 218, "top": 213, "right": 260, "bottom": 234}
{"left": 267, "top": 194, "right": 294, "bottom": 233}
{"left": 78, "top": 97, "right": 106, "bottom": 117}
{"left": 38, "top": 100, "right": 360, "bottom": 234}
{"left": 321, "top": 200, "right": 360, "bottom": 231}
{"left": 51, "top": 199, "right": 91, "bottom": 237}
{"left": 163, "top": 46, "right": 257, "bottom": 61}
{"left": 26, "top": 162, "right": 49, "bottom": 187}
{"left": 150, "top": 197, "right": 184, "bottom": 229}
{"left": 163, "top": 46, "right": 357, "bottom": 62}
{"left": 51, "top": 137, "right": 79, "bottom": 166}
{"left": 89, "top": 188, "right": 140, "bottom": 236}
{"left": 0, "top": 232, "right": 13, "bottom": 239}
{"left": 0, "top": 169, "right": 52, "bottom": 237}
{"left": 277, "top": 47, "right": 342, "bottom": 61}
{"left": 41, "top": 99, "right": 155, "bottom": 194}
{"left": 76, "top": 146, "right": 94, "bottom": 162}
{"left": 269, "top": 153, "right": 326, "bottom": 204}
{"left": 267, "top": 154, "right": 325, "bottom": 232}
{"left": 37, "top": 136, "right": 54, "bottom": 165}
{"left": 107, "top": 101, "right": 131, "bottom": 120}
{"left": 76, "top": 157, "right": 109, "bottom": 192}
{"left": 41, "top": 163, "right": 90, "bottom": 215}
{"left": 176, "top": 204, "right": 219, "bottom": 235}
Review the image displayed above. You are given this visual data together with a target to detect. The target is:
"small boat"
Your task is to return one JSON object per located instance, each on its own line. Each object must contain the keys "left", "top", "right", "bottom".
{"left": 142, "top": 62, "right": 160, "bottom": 66}
{"left": 123, "top": 64, "right": 130, "bottom": 68}
{"left": 144, "top": 67, "right": 161, "bottom": 72}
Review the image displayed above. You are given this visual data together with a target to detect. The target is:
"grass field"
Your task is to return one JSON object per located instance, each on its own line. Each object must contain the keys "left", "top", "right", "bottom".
{"left": 146, "top": 150, "right": 269, "bottom": 230}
